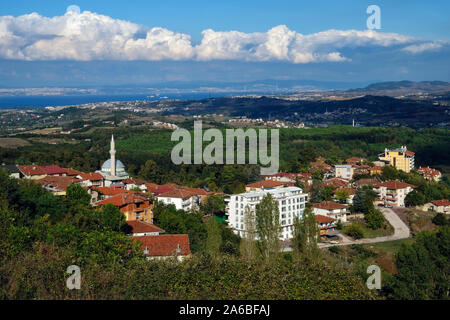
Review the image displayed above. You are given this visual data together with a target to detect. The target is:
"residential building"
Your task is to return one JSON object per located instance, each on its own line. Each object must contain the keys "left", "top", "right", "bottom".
{"left": 263, "top": 172, "right": 313, "bottom": 186}
{"left": 0, "top": 164, "right": 21, "bottom": 179}
{"left": 125, "top": 220, "right": 165, "bottom": 236}
{"left": 430, "top": 200, "right": 450, "bottom": 214}
{"left": 369, "top": 166, "right": 383, "bottom": 175}
{"left": 373, "top": 180, "right": 416, "bottom": 207}
{"left": 418, "top": 167, "right": 442, "bottom": 182}
{"left": 315, "top": 215, "right": 339, "bottom": 237}
{"left": 157, "top": 188, "right": 201, "bottom": 211}
{"left": 245, "top": 180, "right": 293, "bottom": 192}
{"left": 378, "top": 146, "right": 415, "bottom": 173}
{"left": 334, "top": 187, "right": 356, "bottom": 205}
{"left": 77, "top": 172, "right": 104, "bottom": 187}
{"left": 312, "top": 201, "right": 348, "bottom": 222}
{"left": 334, "top": 165, "right": 354, "bottom": 179}
{"left": 131, "top": 234, "right": 191, "bottom": 261}
{"left": 322, "top": 177, "right": 351, "bottom": 189}
{"left": 17, "top": 165, "right": 47, "bottom": 180}
{"left": 227, "top": 186, "right": 307, "bottom": 240}
{"left": 41, "top": 165, "right": 67, "bottom": 176}
{"left": 123, "top": 178, "right": 147, "bottom": 191}
{"left": 36, "top": 176, "right": 81, "bottom": 196}
{"left": 95, "top": 192, "right": 154, "bottom": 222}
{"left": 346, "top": 157, "right": 365, "bottom": 165}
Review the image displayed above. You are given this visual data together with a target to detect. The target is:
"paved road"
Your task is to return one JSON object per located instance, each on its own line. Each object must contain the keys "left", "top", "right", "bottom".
{"left": 282, "top": 208, "right": 411, "bottom": 251}
{"left": 318, "top": 208, "right": 410, "bottom": 248}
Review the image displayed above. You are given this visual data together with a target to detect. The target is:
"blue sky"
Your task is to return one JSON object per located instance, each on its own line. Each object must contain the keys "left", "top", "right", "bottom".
{"left": 0, "top": 1, "right": 449, "bottom": 87}
{"left": 2, "top": 0, "right": 449, "bottom": 41}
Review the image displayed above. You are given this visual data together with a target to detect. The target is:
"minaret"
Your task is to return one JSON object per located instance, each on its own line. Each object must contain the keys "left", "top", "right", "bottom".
{"left": 352, "top": 119, "right": 355, "bottom": 127}
{"left": 110, "top": 135, "right": 116, "bottom": 176}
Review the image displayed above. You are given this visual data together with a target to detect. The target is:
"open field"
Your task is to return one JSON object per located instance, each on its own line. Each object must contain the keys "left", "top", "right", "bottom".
{"left": 0, "top": 137, "right": 30, "bottom": 148}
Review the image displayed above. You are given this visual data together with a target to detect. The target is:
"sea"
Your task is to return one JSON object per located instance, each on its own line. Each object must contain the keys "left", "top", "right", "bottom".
{"left": 0, "top": 92, "right": 237, "bottom": 109}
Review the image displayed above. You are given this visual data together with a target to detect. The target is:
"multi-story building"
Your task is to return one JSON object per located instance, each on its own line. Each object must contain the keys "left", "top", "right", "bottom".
{"left": 418, "top": 166, "right": 442, "bottom": 182}
{"left": 334, "top": 165, "right": 355, "bottom": 180}
{"left": 373, "top": 180, "right": 416, "bottom": 207}
{"left": 312, "top": 201, "right": 348, "bottom": 222}
{"left": 227, "top": 186, "right": 307, "bottom": 240}
{"left": 378, "top": 146, "right": 415, "bottom": 173}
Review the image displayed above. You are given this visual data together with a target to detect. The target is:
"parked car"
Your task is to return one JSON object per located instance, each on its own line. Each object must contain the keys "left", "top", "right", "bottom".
{"left": 384, "top": 204, "right": 393, "bottom": 208}
{"left": 329, "top": 240, "right": 339, "bottom": 244}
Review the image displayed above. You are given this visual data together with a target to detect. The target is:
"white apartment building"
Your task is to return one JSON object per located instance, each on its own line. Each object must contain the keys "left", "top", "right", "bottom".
{"left": 373, "top": 180, "right": 416, "bottom": 207}
{"left": 334, "top": 165, "right": 355, "bottom": 180}
{"left": 227, "top": 186, "right": 307, "bottom": 240}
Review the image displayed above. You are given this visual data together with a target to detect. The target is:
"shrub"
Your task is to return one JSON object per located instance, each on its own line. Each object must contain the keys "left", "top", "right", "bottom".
{"left": 345, "top": 224, "right": 364, "bottom": 239}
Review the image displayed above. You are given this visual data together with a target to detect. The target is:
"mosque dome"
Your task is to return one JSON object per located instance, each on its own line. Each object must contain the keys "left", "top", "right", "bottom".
{"left": 101, "top": 159, "right": 125, "bottom": 170}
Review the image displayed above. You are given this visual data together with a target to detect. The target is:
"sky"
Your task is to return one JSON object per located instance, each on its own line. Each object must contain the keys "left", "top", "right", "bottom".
{"left": 0, "top": 1, "right": 449, "bottom": 88}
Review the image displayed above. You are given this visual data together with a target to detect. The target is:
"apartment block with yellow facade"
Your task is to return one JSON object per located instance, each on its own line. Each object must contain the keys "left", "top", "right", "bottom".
{"left": 378, "top": 146, "right": 415, "bottom": 173}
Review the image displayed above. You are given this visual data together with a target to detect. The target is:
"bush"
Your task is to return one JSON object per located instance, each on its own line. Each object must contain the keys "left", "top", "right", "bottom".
{"left": 432, "top": 213, "right": 448, "bottom": 226}
{"left": 345, "top": 224, "right": 364, "bottom": 239}
{"left": 328, "top": 246, "right": 340, "bottom": 254}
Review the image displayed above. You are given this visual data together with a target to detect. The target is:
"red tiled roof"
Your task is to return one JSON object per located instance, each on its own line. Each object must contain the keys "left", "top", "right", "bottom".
{"left": 63, "top": 168, "right": 84, "bottom": 176}
{"left": 131, "top": 234, "right": 191, "bottom": 257}
{"left": 78, "top": 172, "right": 104, "bottom": 181}
{"left": 95, "top": 193, "right": 149, "bottom": 207}
{"left": 315, "top": 214, "right": 336, "bottom": 223}
{"left": 93, "top": 186, "right": 130, "bottom": 196}
{"left": 36, "top": 176, "right": 81, "bottom": 191}
{"left": 41, "top": 165, "right": 66, "bottom": 175}
{"left": 418, "top": 167, "right": 441, "bottom": 177}
{"left": 346, "top": 157, "right": 364, "bottom": 164}
{"left": 264, "top": 172, "right": 312, "bottom": 179}
{"left": 17, "top": 165, "right": 46, "bottom": 176}
{"left": 246, "top": 180, "right": 292, "bottom": 189}
{"left": 335, "top": 187, "right": 356, "bottom": 195}
{"left": 374, "top": 180, "right": 416, "bottom": 190}
{"left": 126, "top": 220, "right": 165, "bottom": 234}
{"left": 432, "top": 200, "right": 450, "bottom": 207}
{"left": 157, "top": 188, "right": 198, "bottom": 199}
{"left": 322, "top": 177, "right": 350, "bottom": 188}
{"left": 122, "top": 178, "right": 146, "bottom": 185}
{"left": 312, "top": 201, "right": 348, "bottom": 210}
{"left": 405, "top": 150, "right": 415, "bottom": 156}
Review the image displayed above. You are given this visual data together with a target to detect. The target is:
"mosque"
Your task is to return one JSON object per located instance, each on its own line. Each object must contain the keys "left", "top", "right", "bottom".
{"left": 97, "top": 135, "right": 129, "bottom": 186}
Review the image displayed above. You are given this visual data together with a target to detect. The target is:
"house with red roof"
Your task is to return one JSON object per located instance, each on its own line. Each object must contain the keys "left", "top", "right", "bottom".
{"left": 17, "top": 165, "right": 47, "bottom": 180}
{"left": 263, "top": 172, "right": 313, "bottom": 186}
{"left": 315, "top": 215, "right": 339, "bottom": 237}
{"left": 131, "top": 234, "right": 191, "bottom": 261}
{"left": 125, "top": 220, "right": 165, "bottom": 236}
{"left": 430, "top": 200, "right": 450, "bottom": 214}
{"left": 373, "top": 180, "right": 416, "bottom": 207}
{"left": 95, "top": 192, "right": 154, "bottom": 222}
{"left": 36, "top": 175, "right": 81, "bottom": 196}
{"left": 76, "top": 172, "right": 104, "bottom": 187}
{"left": 41, "top": 165, "right": 67, "bottom": 176}
{"left": 123, "top": 178, "right": 148, "bottom": 191}
{"left": 418, "top": 167, "right": 442, "bottom": 182}
{"left": 157, "top": 188, "right": 201, "bottom": 211}
{"left": 312, "top": 201, "right": 348, "bottom": 222}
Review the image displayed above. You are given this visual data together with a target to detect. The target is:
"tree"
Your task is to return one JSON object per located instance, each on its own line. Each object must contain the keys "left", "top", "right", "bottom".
{"left": 205, "top": 216, "right": 221, "bottom": 259}
{"left": 345, "top": 224, "right": 364, "bottom": 239}
{"left": 405, "top": 190, "right": 426, "bottom": 207}
{"left": 294, "top": 178, "right": 305, "bottom": 190}
{"left": 386, "top": 227, "right": 450, "bottom": 299}
{"left": 432, "top": 213, "right": 448, "bottom": 226}
{"left": 66, "top": 184, "right": 91, "bottom": 207}
{"left": 365, "top": 207, "right": 385, "bottom": 230}
{"left": 255, "top": 194, "right": 281, "bottom": 261}
{"left": 201, "top": 195, "right": 226, "bottom": 216}
{"left": 335, "top": 189, "right": 349, "bottom": 204}
{"left": 240, "top": 205, "right": 257, "bottom": 261}
{"left": 139, "top": 160, "right": 160, "bottom": 183}
{"left": 98, "top": 204, "right": 126, "bottom": 232}
{"left": 292, "top": 208, "right": 319, "bottom": 261}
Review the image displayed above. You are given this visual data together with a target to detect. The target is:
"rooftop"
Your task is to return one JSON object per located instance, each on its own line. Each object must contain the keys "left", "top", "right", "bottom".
{"left": 126, "top": 220, "right": 165, "bottom": 235}
{"left": 312, "top": 201, "right": 348, "bottom": 210}
{"left": 131, "top": 234, "right": 191, "bottom": 257}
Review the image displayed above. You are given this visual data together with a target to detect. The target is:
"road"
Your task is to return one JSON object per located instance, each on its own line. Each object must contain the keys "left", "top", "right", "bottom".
{"left": 318, "top": 208, "right": 410, "bottom": 248}
{"left": 281, "top": 208, "right": 411, "bottom": 251}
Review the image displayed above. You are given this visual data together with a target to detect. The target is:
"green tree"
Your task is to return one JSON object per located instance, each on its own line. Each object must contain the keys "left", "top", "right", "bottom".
{"left": 345, "top": 223, "right": 364, "bottom": 239}
{"left": 292, "top": 208, "right": 319, "bottom": 261}
{"left": 205, "top": 216, "right": 222, "bottom": 259}
{"left": 66, "top": 184, "right": 91, "bottom": 207}
{"left": 139, "top": 160, "right": 160, "bottom": 183}
{"left": 405, "top": 190, "right": 426, "bottom": 207}
{"left": 387, "top": 227, "right": 450, "bottom": 299}
{"left": 240, "top": 205, "right": 257, "bottom": 261}
{"left": 335, "top": 189, "right": 350, "bottom": 204}
{"left": 255, "top": 194, "right": 281, "bottom": 261}
{"left": 98, "top": 203, "right": 126, "bottom": 232}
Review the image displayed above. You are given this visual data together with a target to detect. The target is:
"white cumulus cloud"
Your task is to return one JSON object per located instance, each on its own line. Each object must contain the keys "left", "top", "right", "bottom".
{"left": 0, "top": 10, "right": 444, "bottom": 63}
